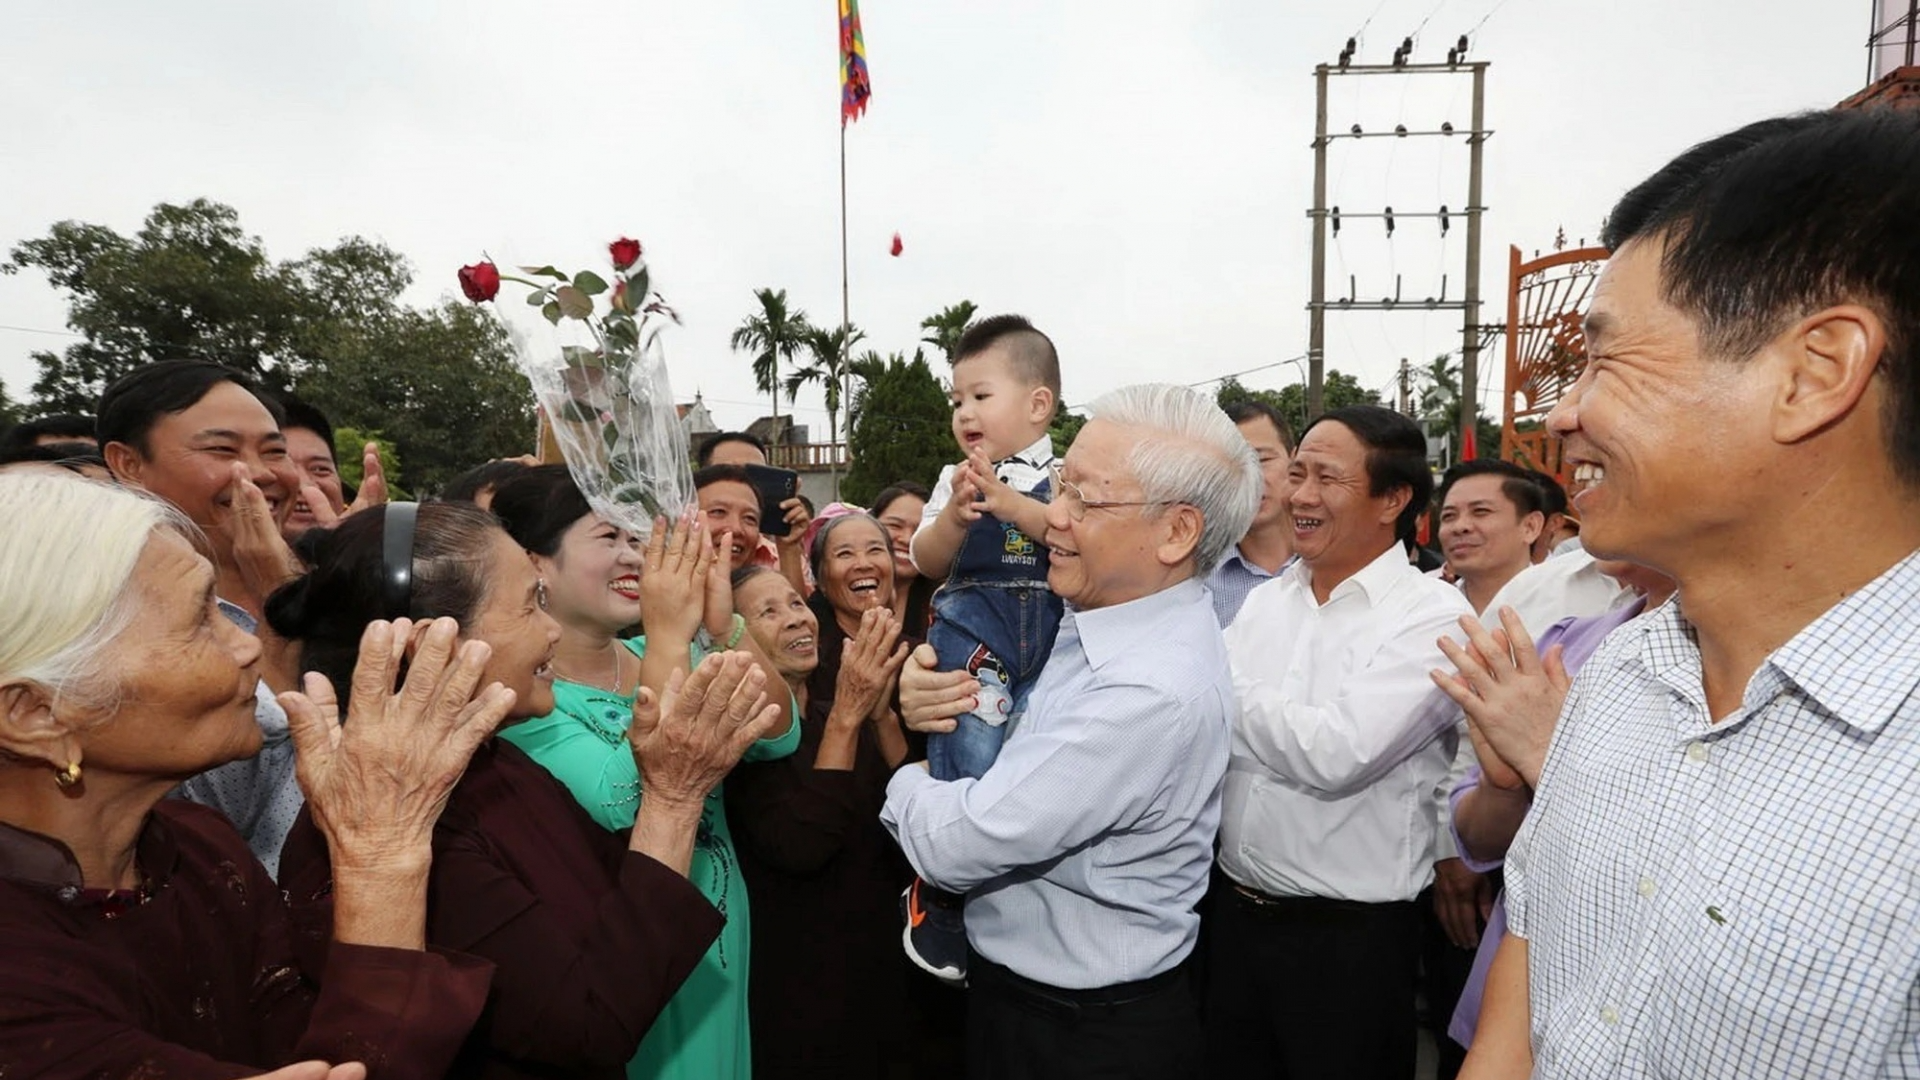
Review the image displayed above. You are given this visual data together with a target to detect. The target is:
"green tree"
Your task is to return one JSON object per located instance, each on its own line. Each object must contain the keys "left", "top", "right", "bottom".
{"left": 787, "top": 323, "right": 867, "bottom": 457}
{"left": 843, "top": 349, "right": 953, "bottom": 505}
{"left": 297, "top": 300, "right": 534, "bottom": 494}
{"left": 729, "top": 288, "right": 813, "bottom": 434}
{"left": 919, "top": 301, "right": 978, "bottom": 362}
{"left": 1048, "top": 408, "right": 1088, "bottom": 459}
{"left": 1, "top": 199, "right": 535, "bottom": 490}
{"left": 4, "top": 200, "right": 315, "bottom": 411}
{"left": 1413, "top": 353, "right": 1502, "bottom": 461}
{"left": 0, "top": 378, "right": 21, "bottom": 430}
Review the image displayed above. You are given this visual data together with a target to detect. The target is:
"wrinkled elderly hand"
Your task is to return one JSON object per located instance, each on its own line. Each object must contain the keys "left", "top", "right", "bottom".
{"left": 1431, "top": 606, "right": 1570, "bottom": 790}
{"left": 831, "top": 608, "right": 908, "bottom": 729}
{"left": 222, "top": 463, "right": 304, "bottom": 597}
{"left": 628, "top": 651, "right": 783, "bottom": 809}
{"left": 897, "top": 643, "right": 977, "bottom": 734}
{"left": 282, "top": 617, "right": 516, "bottom": 871}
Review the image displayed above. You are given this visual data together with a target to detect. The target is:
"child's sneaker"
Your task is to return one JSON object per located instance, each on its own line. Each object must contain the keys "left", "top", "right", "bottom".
{"left": 900, "top": 877, "right": 969, "bottom": 986}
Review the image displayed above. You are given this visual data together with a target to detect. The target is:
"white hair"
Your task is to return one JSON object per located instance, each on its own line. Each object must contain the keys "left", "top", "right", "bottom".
{"left": 0, "top": 470, "right": 193, "bottom": 715}
{"left": 1085, "top": 383, "right": 1261, "bottom": 575}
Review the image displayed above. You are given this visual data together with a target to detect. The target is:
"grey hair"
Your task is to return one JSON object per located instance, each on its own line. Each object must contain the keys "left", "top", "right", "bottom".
{"left": 0, "top": 471, "right": 197, "bottom": 718}
{"left": 1085, "top": 383, "right": 1261, "bottom": 576}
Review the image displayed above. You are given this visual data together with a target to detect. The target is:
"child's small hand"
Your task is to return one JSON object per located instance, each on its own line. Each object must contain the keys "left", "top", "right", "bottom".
{"left": 965, "top": 446, "right": 1020, "bottom": 518}
{"left": 945, "top": 464, "right": 984, "bottom": 524}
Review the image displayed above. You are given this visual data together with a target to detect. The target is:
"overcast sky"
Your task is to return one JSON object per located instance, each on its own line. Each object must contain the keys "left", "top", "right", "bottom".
{"left": 0, "top": 1, "right": 1870, "bottom": 439}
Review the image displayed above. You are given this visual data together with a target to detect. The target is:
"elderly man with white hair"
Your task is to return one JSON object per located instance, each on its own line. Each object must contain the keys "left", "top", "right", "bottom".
{"left": 885, "top": 383, "right": 1260, "bottom": 1080}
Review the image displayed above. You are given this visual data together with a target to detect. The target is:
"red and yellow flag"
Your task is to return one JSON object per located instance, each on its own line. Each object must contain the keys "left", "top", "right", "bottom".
{"left": 840, "top": 0, "right": 871, "bottom": 124}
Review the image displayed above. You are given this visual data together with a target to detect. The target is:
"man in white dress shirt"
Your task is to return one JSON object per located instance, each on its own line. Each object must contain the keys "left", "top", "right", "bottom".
{"left": 1463, "top": 108, "right": 1920, "bottom": 1078}
{"left": 1206, "top": 404, "right": 1472, "bottom": 1080}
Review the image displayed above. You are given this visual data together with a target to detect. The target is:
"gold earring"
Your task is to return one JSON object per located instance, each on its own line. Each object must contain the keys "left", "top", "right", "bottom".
{"left": 54, "top": 761, "right": 81, "bottom": 789}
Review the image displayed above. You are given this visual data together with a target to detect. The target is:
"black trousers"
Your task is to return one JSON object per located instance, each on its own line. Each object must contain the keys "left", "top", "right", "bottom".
{"left": 1203, "top": 883, "right": 1422, "bottom": 1080}
{"left": 966, "top": 955, "right": 1203, "bottom": 1080}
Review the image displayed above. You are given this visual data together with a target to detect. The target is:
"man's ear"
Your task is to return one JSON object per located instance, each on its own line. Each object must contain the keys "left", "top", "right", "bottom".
{"left": 1771, "top": 304, "right": 1887, "bottom": 445}
{"left": 1375, "top": 485, "right": 1412, "bottom": 528}
{"left": 1520, "top": 510, "right": 1546, "bottom": 546}
{"left": 1157, "top": 504, "right": 1205, "bottom": 569}
{"left": 0, "top": 680, "right": 82, "bottom": 773}
{"left": 102, "top": 441, "right": 146, "bottom": 487}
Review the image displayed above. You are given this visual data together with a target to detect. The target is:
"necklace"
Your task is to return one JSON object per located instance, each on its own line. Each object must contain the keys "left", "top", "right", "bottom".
{"left": 557, "top": 642, "right": 624, "bottom": 693}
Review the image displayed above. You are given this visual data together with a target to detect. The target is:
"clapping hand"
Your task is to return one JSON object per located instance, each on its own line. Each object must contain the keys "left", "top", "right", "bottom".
{"left": 222, "top": 463, "right": 304, "bottom": 597}
{"left": 628, "top": 651, "right": 785, "bottom": 807}
{"left": 637, "top": 513, "right": 713, "bottom": 646}
{"left": 831, "top": 608, "right": 909, "bottom": 728}
{"left": 282, "top": 618, "right": 516, "bottom": 871}
{"left": 1430, "top": 606, "right": 1570, "bottom": 790}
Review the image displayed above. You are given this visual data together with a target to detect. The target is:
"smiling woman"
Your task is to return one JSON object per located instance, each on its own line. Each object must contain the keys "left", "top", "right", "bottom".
{"left": 489, "top": 465, "right": 800, "bottom": 1080}
{"left": 0, "top": 471, "right": 500, "bottom": 1079}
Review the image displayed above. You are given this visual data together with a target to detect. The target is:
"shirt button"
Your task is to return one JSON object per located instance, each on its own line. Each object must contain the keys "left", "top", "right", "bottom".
{"left": 1686, "top": 742, "right": 1709, "bottom": 763}
{"left": 1599, "top": 1006, "right": 1620, "bottom": 1025}
{"left": 1637, "top": 877, "right": 1657, "bottom": 898}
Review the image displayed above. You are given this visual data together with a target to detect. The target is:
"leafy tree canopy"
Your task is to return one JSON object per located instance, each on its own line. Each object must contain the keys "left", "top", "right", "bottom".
{"left": 843, "top": 349, "right": 953, "bottom": 506}
{"left": 3, "top": 199, "right": 533, "bottom": 491}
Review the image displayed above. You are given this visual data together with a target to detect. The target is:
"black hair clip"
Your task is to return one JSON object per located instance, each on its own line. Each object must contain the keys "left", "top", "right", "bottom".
{"left": 381, "top": 502, "right": 420, "bottom": 620}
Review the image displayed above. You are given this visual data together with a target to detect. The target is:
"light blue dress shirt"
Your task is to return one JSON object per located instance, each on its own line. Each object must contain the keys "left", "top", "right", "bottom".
{"left": 882, "top": 577, "right": 1232, "bottom": 990}
{"left": 175, "top": 599, "right": 304, "bottom": 878}
{"left": 1207, "top": 546, "right": 1290, "bottom": 628}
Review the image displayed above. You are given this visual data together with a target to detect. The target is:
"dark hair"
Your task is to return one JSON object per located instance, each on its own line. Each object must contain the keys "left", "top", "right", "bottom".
{"left": 1300, "top": 405, "right": 1433, "bottom": 542}
{"left": 0, "top": 441, "right": 105, "bottom": 468}
{"left": 1521, "top": 468, "right": 1569, "bottom": 519}
{"left": 441, "top": 459, "right": 533, "bottom": 503}
{"left": 1436, "top": 459, "right": 1546, "bottom": 520}
{"left": 730, "top": 564, "right": 783, "bottom": 593}
{"left": 697, "top": 431, "right": 767, "bottom": 468}
{"left": 265, "top": 501, "right": 503, "bottom": 696}
{"left": 694, "top": 463, "right": 755, "bottom": 493}
{"left": 1602, "top": 108, "right": 1920, "bottom": 484}
{"left": 490, "top": 464, "right": 593, "bottom": 557}
{"left": 97, "top": 360, "right": 285, "bottom": 455}
{"left": 277, "top": 396, "right": 336, "bottom": 456}
{"left": 870, "top": 481, "right": 931, "bottom": 519}
{"left": 953, "top": 314, "right": 1062, "bottom": 413}
{"left": 1223, "top": 400, "right": 1297, "bottom": 452}
{"left": 0, "top": 414, "right": 95, "bottom": 452}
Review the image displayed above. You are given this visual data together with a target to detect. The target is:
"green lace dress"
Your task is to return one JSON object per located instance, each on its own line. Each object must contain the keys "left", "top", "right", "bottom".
{"left": 500, "top": 637, "right": 801, "bottom": 1080}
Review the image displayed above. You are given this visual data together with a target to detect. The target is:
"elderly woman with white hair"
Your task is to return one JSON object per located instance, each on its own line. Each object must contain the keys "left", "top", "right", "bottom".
{"left": 884, "top": 383, "right": 1261, "bottom": 1080}
{"left": 0, "top": 469, "right": 501, "bottom": 1079}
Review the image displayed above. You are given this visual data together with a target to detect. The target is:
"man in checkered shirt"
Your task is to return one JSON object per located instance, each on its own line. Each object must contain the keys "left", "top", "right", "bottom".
{"left": 1461, "top": 109, "right": 1920, "bottom": 1078}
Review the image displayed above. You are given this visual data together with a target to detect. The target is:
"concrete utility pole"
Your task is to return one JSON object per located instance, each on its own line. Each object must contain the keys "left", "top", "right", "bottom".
{"left": 1306, "top": 45, "right": 1490, "bottom": 441}
{"left": 1398, "top": 357, "right": 1412, "bottom": 415}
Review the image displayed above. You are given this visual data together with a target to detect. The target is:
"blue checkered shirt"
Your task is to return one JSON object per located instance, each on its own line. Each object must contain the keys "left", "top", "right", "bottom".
{"left": 1506, "top": 548, "right": 1920, "bottom": 1078}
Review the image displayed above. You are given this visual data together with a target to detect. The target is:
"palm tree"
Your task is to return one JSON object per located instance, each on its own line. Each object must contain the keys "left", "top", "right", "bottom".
{"left": 787, "top": 324, "right": 867, "bottom": 497}
{"left": 919, "top": 300, "right": 978, "bottom": 361}
{"left": 729, "top": 288, "right": 814, "bottom": 443}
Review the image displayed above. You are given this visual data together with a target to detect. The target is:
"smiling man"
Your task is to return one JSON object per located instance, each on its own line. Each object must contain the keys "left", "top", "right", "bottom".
{"left": 1437, "top": 460, "right": 1546, "bottom": 617}
{"left": 885, "top": 383, "right": 1259, "bottom": 1080}
{"left": 1462, "top": 109, "right": 1920, "bottom": 1079}
{"left": 96, "top": 359, "right": 308, "bottom": 875}
{"left": 1207, "top": 404, "right": 1472, "bottom": 1080}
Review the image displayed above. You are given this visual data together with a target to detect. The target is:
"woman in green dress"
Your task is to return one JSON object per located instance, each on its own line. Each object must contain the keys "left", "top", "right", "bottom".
{"left": 489, "top": 466, "right": 799, "bottom": 1080}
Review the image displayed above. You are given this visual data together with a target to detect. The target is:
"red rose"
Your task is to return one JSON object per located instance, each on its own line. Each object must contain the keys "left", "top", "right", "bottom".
{"left": 889, "top": 232, "right": 903, "bottom": 257}
{"left": 609, "top": 237, "right": 642, "bottom": 271}
{"left": 459, "top": 261, "right": 501, "bottom": 302}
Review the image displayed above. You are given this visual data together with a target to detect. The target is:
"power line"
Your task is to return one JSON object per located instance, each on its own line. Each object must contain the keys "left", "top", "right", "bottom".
{"left": 1184, "top": 355, "right": 1310, "bottom": 389}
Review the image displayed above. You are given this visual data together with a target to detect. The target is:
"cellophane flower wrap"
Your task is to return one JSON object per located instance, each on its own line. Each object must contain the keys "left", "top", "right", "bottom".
{"left": 462, "top": 238, "right": 690, "bottom": 536}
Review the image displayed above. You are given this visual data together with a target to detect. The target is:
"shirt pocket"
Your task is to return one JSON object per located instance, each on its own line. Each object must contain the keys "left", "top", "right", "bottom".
{"left": 1646, "top": 917, "right": 1898, "bottom": 1077}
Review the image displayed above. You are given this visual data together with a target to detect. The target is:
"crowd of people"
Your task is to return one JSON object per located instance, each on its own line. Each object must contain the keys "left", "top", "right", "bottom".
{"left": 0, "top": 104, "right": 1916, "bottom": 1080}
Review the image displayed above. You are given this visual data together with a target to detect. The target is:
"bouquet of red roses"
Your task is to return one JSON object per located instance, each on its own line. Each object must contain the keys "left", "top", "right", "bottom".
{"left": 460, "top": 237, "right": 690, "bottom": 530}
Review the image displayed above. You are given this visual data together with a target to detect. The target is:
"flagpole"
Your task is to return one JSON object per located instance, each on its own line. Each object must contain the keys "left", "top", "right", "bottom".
{"left": 836, "top": 111, "right": 850, "bottom": 500}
